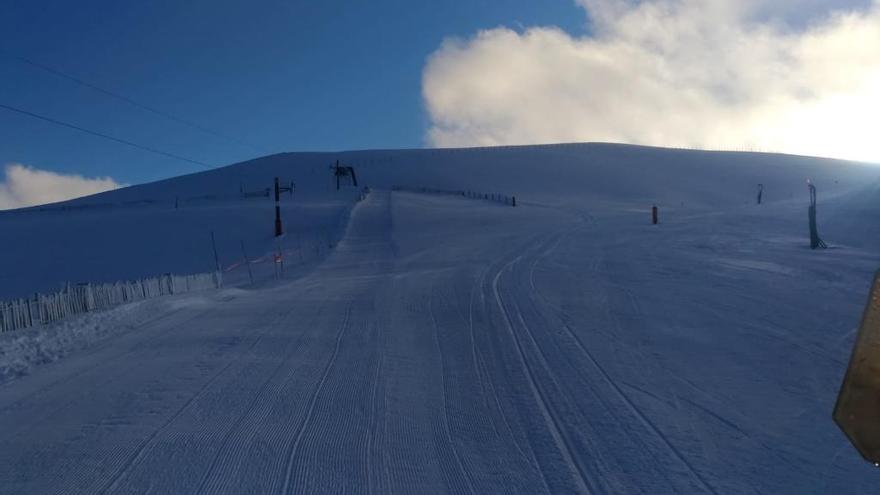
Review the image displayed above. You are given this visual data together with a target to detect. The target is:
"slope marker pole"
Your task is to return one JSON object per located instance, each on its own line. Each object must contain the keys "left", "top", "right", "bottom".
{"left": 210, "top": 231, "right": 221, "bottom": 272}
{"left": 274, "top": 177, "right": 283, "bottom": 237}
{"left": 240, "top": 240, "right": 254, "bottom": 285}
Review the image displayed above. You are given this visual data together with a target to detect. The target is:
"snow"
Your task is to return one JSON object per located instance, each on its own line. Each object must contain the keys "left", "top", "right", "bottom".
{"left": 0, "top": 198, "right": 355, "bottom": 299}
{"left": 0, "top": 143, "right": 879, "bottom": 493}
{"left": 0, "top": 291, "right": 237, "bottom": 384}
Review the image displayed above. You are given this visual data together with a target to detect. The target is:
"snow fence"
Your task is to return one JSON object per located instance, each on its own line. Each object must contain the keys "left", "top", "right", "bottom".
{"left": 392, "top": 186, "right": 516, "bottom": 206}
{"left": 0, "top": 272, "right": 222, "bottom": 333}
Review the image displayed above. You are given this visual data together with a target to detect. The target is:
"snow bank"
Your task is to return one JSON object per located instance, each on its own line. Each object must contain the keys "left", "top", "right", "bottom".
{"left": 0, "top": 290, "right": 235, "bottom": 384}
{"left": 0, "top": 298, "right": 158, "bottom": 383}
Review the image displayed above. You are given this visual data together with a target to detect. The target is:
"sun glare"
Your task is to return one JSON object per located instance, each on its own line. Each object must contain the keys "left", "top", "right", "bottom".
{"left": 768, "top": 73, "right": 880, "bottom": 164}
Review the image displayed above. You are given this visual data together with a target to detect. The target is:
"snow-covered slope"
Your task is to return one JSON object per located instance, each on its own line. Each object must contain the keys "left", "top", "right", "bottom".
{"left": 67, "top": 143, "right": 878, "bottom": 209}
{"left": 0, "top": 143, "right": 878, "bottom": 494}
{"left": 1, "top": 143, "right": 876, "bottom": 299}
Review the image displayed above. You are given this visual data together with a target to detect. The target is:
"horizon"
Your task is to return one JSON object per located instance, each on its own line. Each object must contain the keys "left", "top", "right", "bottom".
{"left": 2, "top": 140, "right": 879, "bottom": 211}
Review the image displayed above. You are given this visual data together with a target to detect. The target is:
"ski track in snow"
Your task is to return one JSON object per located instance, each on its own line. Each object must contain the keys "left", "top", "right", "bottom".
{"left": 279, "top": 304, "right": 352, "bottom": 494}
{"left": 428, "top": 284, "right": 477, "bottom": 495}
{"left": 492, "top": 244, "right": 599, "bottom": 494}
{"left": 526, "top": 227, "right": 719, "bottom": 493}
{"left": 99, "top": 302, "right": 313, "bottom": 494}
{"left": 1, "top": 181, "right": 878, "bottom": 494}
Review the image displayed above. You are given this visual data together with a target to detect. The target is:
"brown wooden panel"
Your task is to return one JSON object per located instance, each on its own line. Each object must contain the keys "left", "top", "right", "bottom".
{"left": 834, "top": 270, "right": 880, "bottom": 465}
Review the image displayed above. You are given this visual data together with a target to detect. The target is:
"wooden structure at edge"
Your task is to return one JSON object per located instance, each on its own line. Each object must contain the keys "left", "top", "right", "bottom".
{"left": 834, "top": 270, "right": 880, "bottom": 465}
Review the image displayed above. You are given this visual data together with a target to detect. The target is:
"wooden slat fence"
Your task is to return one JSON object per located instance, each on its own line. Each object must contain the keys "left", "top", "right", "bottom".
{"left": 392, "top": 186, "right": 516, "bottom": 206}
{"left": 0, "top": 271, "right": 222, "bottom": 333}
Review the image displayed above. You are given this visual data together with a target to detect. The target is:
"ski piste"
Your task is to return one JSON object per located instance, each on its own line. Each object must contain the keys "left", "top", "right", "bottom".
{"left": 1, "top": 144, "right": 879, "bottom": 493}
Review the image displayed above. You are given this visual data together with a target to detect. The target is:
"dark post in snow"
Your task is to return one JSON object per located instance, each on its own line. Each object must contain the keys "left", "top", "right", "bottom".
{"left": 274, "top": 177, "right": 283, "bottom": 237}
{"left": 652, "top": 205, "right": 658, "bottom": 225}
{"left": 210, "top": 231, "right": 221, "bottom": 272}
{"left": 808, "top": 182, "right": 826, "bottom": 249}
{"left": 757, "top": 184, "right": 763, "bottom": 205}
{"left": 512, "top": 196, "right": 516, "bottom": 207}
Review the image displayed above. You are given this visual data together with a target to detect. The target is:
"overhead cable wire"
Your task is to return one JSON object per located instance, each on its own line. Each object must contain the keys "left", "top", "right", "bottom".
{"left": 0, "top": 102, "right": 215, "bottom": 169}
{"left": 1, "top": 49, "right": 269, "bottom": 153}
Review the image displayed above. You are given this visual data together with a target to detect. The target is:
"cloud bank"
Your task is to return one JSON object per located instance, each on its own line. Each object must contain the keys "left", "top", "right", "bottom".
{"left": 423, "top": 0, "right": 880, "bottom": 163}
{"left": 0, "top": 164, "right": 123, "bottom": 210}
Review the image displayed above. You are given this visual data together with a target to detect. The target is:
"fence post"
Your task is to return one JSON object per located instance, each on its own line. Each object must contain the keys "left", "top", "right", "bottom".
{"left": 241, "top": 240, "right": 255, "bottom": 285}
{"left": 211, "top": 231, "right": 221, "bottom": 272}
{"left": 808, "top": 183, "right": 827, "bottom": 249}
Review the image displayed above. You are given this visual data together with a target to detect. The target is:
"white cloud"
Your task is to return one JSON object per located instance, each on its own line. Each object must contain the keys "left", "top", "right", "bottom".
{"left": 0, "top": 164, "right": 124, "bottom": 210}
{"left": 423, "top": 0, "right": 880, "bottom": 163}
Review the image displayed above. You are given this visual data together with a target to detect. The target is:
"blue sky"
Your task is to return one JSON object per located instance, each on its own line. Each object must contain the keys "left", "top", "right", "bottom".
{"left": 0, "top": 0, "right": 586, "bottom": 185}
{"left": 1, "top": 0, "right": 878, "bottom": 208}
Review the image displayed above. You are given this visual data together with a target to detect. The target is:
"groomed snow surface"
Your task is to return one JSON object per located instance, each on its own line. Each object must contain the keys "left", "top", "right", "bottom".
{"left": 1, "top": 144, "right": 879, "bottom": 493}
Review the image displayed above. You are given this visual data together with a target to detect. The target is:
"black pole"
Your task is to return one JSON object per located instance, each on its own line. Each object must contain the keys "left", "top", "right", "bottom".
{"left": 652, "top": 205, "right": 658, "bottom": 225}
{"left": 274, "top": 177, "right": 283, "bottom": 237}
{"left": 210, "top": 231, "right": 221, "bottom": 272}
{"left": 808, "top": 183, "right": 826, "bottom": 249}
{"left": 757, "top": 184, "right": 763, "bottom": 205}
